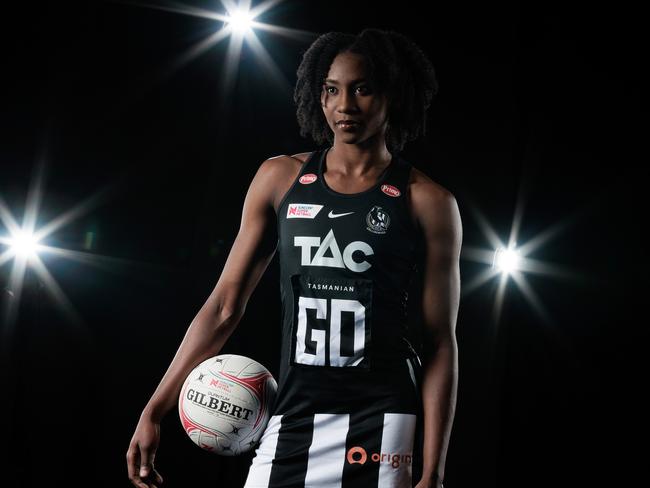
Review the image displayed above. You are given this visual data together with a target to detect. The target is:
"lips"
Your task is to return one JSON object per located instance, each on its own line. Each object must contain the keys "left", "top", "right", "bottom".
{"left": 337, "top": 120, "right": 360, "bottom": 128}
{"left": 336, "top": 119, "right": 360, "bottom": 125}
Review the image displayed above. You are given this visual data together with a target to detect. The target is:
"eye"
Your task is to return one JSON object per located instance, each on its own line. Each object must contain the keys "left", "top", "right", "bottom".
{"left": 323, "top": 85, "right": 369, "bottom": 95}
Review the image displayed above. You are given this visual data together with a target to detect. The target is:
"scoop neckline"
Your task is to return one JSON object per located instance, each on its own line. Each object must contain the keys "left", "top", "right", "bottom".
{"left": 318, "top": 147, "right": 396, "bottom": 198}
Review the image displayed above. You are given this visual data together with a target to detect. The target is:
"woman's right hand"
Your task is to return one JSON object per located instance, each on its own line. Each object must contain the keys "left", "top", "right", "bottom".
{"left": 126, "top": 414, "right": 164, "bottom": 488}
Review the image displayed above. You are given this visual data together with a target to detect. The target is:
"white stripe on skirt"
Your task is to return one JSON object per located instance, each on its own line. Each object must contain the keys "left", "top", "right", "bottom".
{"left": 243, "top": 415, "right": 283, "bottom": 487}
{"left": 304, "top": 413, "right": 350, "bottom": 487}
{"left": 378, "top": 413, "right": 417, "bottom": 488}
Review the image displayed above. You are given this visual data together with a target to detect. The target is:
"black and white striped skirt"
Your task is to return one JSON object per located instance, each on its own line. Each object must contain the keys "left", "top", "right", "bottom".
{"left": 244, "top": 355, "right": 424, "bottom": 488}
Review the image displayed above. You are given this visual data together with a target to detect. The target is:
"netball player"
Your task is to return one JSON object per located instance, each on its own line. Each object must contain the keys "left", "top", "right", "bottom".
{"left": 127, "top": 28, "right": 461, "bottom": 488}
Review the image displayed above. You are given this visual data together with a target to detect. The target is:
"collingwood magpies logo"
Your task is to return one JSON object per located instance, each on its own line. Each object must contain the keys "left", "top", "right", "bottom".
{"left": 366, "top": 206, "right": 390, "bottom": 234}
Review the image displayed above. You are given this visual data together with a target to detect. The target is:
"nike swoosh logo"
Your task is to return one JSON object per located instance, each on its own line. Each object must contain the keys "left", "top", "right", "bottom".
{"left": 328, "top": 210, "right": 355, "bottom": 218}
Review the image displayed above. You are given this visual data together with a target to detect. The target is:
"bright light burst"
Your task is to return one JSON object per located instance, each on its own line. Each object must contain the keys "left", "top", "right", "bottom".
{"left": 225, "top": 8, "right": 254, "bottom": 33}
{"left": 0, "top": 158, "right": 139, "bottom": 335}
{"left": 493, "top": 246, "right": 521, "bottom": 275}
{"left": 119, "top": 0, "right": 317, "bottom": 111}
{"left": 459, "top": 191, "right": 588, "bottom": 328}
{"left": 7, "top": 231, "right": 42, "bottom": 260}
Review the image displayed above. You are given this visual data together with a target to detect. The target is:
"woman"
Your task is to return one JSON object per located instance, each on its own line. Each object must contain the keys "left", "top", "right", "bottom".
{"left": 127, "top": 28, "right": 461, "bottom": 488}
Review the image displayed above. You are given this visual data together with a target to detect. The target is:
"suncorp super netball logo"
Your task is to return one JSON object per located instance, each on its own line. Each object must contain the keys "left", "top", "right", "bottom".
{"left": 346, "top": 446, "right": 412, "bottom": 469}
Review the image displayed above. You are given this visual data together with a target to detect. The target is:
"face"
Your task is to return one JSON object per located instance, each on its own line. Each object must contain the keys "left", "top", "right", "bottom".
{"left": 320, "top": 51, "right": 390, "bottom": 145}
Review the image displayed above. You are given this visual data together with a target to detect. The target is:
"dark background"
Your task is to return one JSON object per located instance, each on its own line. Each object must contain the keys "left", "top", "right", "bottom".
{"left": 0, "top": 1, "right": 645, "bottom": 487}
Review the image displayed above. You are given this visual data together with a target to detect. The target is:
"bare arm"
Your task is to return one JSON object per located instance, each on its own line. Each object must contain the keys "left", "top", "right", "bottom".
{"left": 140, "top": 160, "right": 280, "bottom": 422}
{"left": 412, "top": 186, "right": 462, "bottom": 488}
{"left": 127, "top": 156, "right": 283, "bottom": 487}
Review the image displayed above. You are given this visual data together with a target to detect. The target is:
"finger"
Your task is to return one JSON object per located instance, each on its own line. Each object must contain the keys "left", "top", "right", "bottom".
{"left": 126, "top": 446, "right": 149, "bottom": 488}
{"left": 141, "top": 466, "right": 163, "bottom": 487}
{"left": 126, "top": 447, "right": 140, "bottom": 481}
{"left": 152, "top": 467, "right": 164, "bottom": 485}
{"left": 138, "top": 444, "right": 156, "bottom": 479}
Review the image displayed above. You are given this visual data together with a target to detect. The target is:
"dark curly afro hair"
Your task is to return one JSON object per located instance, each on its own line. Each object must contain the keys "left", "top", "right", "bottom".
{"left": 294, "top": 28, "right": 439, "bottom": 154}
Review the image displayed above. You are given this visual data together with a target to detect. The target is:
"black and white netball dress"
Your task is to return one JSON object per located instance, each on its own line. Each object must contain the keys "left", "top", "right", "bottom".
{"left": 244, "top": 146, "right": 424, "bottom": 488}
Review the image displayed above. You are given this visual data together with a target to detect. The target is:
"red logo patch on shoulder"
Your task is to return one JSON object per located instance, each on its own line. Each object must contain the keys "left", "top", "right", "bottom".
{"left": 299, "top": 173, "right": 317, "bottom": 184}
{"left": 381, "top": 184, "right": 401, "bottom": 197}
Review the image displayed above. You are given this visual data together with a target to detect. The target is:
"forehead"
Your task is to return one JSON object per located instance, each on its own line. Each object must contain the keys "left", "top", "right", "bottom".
{"left": 325, "top": 52, "right": 369, "bottom": 84}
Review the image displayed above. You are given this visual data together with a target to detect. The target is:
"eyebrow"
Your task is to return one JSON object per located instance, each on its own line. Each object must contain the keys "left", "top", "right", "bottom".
{"left": 324, "top": 78, "right": 368, "bottom": 85}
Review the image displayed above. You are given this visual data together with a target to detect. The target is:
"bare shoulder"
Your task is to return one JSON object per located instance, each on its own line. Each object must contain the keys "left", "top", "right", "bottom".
{"left": 408, "top": 166, "right": 454, "bottom": 205}
{"left": 256, "top": 152, "right": 313, "bottom": 214}
{"left": 407, "top": 166, "right": 462, "bottom": 241}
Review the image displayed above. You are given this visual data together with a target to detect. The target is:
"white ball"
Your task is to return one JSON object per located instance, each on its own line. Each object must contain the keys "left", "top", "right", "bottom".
{"left": 178, "top": 354, "right": 277, "bottom": 456}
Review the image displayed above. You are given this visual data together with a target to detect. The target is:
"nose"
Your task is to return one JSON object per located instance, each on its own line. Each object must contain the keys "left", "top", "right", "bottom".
{"left": 337, "top": 88, "right": 359, "bottom": 114}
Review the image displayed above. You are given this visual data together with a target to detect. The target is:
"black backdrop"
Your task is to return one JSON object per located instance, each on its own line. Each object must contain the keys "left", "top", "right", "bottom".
{"left": 0, "top": 1, "right": 645, "bottom": 487}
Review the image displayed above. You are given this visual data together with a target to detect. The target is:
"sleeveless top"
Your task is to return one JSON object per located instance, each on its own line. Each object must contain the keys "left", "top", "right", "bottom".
{"left": 272, "top": 146, "right": 421, "bottom": 416}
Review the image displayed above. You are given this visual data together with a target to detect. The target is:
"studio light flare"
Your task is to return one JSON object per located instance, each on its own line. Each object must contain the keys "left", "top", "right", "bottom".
{"left": 226, "top": 9, "right": 254, "bottom": 33}
{"left": 7, "top": 231, "right": 42, "bottom": 260}
{"left": 0, "top": 158, "right": 134, "bottom": 332}
{"left": 459, "top": 193, "right": 586, "bottom": 328}
{"left": 119, "top": 0, "right": 317, "bottom": 105}
{"left": 493, "top": 246, "right": 521, "bottom": 274}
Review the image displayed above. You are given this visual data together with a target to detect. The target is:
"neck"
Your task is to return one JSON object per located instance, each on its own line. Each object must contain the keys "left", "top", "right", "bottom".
{"left": 328, "top": 139, "right": 392, "bottom": 176}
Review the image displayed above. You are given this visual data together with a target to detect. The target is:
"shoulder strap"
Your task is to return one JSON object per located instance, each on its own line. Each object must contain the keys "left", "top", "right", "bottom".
{"left": 291, "top": 148, "right": 322, "bottom": 175}
{"left": 275, "top": 149, "right": 322, "bottom": 215}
